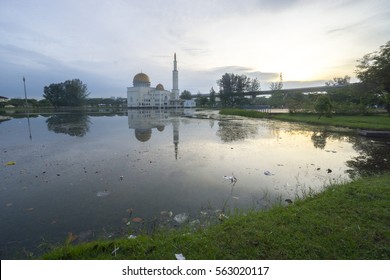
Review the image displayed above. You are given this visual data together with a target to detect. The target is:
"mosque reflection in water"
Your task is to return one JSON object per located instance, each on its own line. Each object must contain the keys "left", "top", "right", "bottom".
{"left": 128, "top": 109, "right": 184, "bottom": 159}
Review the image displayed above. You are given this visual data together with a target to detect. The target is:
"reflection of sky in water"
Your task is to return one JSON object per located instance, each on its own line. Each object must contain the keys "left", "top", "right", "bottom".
{"left": 0, "top": 110, "right": 389, "bottom": 258}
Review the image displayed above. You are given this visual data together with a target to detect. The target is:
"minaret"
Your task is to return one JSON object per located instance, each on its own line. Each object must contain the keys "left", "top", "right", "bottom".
{"left": 172, "top": 118, "right": 179, "bottom": 160}
{"left": 172, "top": 53, "right": 179, "bottom": 99}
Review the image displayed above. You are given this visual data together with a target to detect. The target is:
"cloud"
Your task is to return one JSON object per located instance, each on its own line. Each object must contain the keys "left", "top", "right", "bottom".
{"left": 207, "top": 66, "right": 279, "bottom": 81}
{"left": 1, "top": 0, "right": 389, "bottom": 98}
{"left": 0, "top": 44, "right": 124, "bottom": 99}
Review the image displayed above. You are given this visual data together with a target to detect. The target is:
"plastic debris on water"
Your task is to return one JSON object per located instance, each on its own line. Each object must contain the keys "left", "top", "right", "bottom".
{"left": 175, "top": 253, "right": 186, "bottom": 260}
{"left": 174, "top": 213, "right": 189, "bottom": 224}
{"left": 223, "top": 174, "right": 237, "bottom": 184}
{"left": 96, "top": 190, "right": 110, "bottom": 197}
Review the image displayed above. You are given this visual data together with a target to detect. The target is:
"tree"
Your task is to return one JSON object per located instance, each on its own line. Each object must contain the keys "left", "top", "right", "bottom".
{"left": 38, "top": 99, "right": 52, "bottom": 107}
{"left": 217, "top": 73, "right": 252, "bottom": 107}
{"left": 43, "top": 79, "right": 89, "bottom": 107}
{"left": 209, "top": 87, "right": 216, "bottom": 106}
{"left": 355, "top": 41, "right": 390, "bottom": 114}
{"left": 285, "top": 92, "right": 304, "bottom": 113}
{"left": 180, "top": 90, "right": 192, "bottom": 100}
{"left": 9, "top": 98, "right": 38, "bottom": 107}
{"left": 195, "top": 92, "right": 208, "bottom": 107}
{"left": 325, "top": 75, "right": 351, "bottom": 86}
{"left": 270, "top": 72, "right": 283, "bottom": 91}
{"left": 249, "top": 78, "right": 260, "bottom": 92}
{"left": 314, "top": 95, "right": 332, "bottom": 119}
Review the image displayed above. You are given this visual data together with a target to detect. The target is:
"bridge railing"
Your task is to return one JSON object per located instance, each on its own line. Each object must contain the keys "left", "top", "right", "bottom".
{"left": 241, "top": 105, "right": 271, "bottom": 113}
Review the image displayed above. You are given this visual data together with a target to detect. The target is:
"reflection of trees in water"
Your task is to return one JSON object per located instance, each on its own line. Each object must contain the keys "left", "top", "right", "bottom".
{"left": 311, "top": 130, "right": 328, "bottom": 150}
{"left": 217, "top": 120, "right": 258, "bottom": 142}
{"left": 270, "top": 124, "right": 390, "bottom": 177}
{"left": 46, "top": 114, "right": 91, "bottom": 137}
{"left": 346, "top": 138, "right": 390, "bottom": 178}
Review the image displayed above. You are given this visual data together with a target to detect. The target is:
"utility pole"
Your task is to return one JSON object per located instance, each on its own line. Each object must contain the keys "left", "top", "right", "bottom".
{"left": 22, "top": 76, "right": 32, "bottom": 140}
{"left": 23, "top": 76, "right": 28, "bottom": 107}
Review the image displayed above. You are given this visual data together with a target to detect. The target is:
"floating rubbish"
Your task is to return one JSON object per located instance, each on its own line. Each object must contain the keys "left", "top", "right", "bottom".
{"left": 174, "top": 213, "right": 189, "bottom": 224}
{"left": 326, "top": 168, "right": 332, "bottom": 173}
{"left": 189, "top": 219, "right": 200, "bottom": 227}
{"left": 285, "top": 199, "right": 293, "bottom": 204}
{"left": 119, "top": 176, "right": 124, "bottom": 180}
{"left": 132, "top": 217, "right": 143, "bottom": 223}
{"left": 175, "top": 253, "right": 186, "bottom": 260}
{"left": 218, "top": 213, "right": 229, "bottom": 221}
{"left": 161, "top": 210, "right": 173, "bottom": 217}
{"left": 26, "top": 207, "right": 34, "bottom": 212}
{"left": 232, "top": 196, "right": 239, "bottom": 200}
{"left": 264, "top": 171, "right": 274, "bottom": 176}
{"left": 6, "top": 203, "right": 12, "bottom": 207}
{"left": 223, "top": 174, "right": 237, "bottom": 184}
{"left": 5, "top": 161, "right": 16, "bottom": 166}
{"left": 126, "top": 208, "right": 134, "bottom": 214}
{"left": 96, "top": 190, "right": 110, "bottom": 197}
{"left": 127, "top": 235, "right": 137, "bottom": 239}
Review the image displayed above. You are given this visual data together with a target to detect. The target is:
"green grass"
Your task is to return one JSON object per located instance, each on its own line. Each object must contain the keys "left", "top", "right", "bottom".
{"left": 272, "top": 113, "right": 390, "bottom": 130}
{"left": 219, "top": 109, "right": 390, "bottom": 130}
{"left": 42, "top": 173, "right": 390, "bottom": 259}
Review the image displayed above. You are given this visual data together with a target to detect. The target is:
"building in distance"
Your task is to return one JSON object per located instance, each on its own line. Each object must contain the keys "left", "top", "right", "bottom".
{"left": 127, "top": 53, "right": 183, "bottom": 108}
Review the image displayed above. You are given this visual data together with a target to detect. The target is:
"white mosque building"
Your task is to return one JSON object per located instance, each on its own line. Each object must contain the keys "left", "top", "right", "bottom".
{"left": 127, "top": 53, "right": 184, "bottom": 108}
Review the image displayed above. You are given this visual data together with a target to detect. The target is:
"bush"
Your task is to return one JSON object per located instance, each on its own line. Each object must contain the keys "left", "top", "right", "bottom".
{"left": 314, "top": 95, "right": 333, "bottom": 119}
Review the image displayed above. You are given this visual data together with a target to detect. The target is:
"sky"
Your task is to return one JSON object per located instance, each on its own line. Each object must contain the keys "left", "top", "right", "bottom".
{"left": 1, "top": 0, "right": 389, "bottom": 99}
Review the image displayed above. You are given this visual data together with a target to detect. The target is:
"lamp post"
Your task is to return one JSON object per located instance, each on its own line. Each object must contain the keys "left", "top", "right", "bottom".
{"left": 23, "top": 76, "right": 28, "bottom": 107}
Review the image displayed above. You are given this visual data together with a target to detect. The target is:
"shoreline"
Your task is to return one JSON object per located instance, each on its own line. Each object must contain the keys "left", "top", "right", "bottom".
{"left": 219, "top": 109, "right": 390, "bottom": 131}
{"left": 41, "top": 173, "right": 390, "bottom": 260}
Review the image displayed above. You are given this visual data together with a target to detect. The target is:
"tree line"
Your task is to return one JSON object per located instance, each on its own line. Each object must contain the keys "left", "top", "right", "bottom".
{"left": 191, "top": 41, "right": 390, "bottom": 115}
{"left": 3, "top": 95, "right": 127, "bottom": 108}
{"left": 4, "top": 41, "right": 388, "bottom": 114}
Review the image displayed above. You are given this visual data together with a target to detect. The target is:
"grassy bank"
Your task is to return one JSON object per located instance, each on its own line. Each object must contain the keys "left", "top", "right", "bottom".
{"left": 219, "top": 109, "right": 390, "bottom": 130}
{"left": 42, "top": 173, "right": 390, "bottom": 259}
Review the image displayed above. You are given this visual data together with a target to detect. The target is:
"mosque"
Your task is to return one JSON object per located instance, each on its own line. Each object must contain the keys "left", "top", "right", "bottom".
{"left": 127, "top": 53, "right": 183, "bottom": 108}
{"left": 128, "top": 109, "right": 180, "bottom": 159}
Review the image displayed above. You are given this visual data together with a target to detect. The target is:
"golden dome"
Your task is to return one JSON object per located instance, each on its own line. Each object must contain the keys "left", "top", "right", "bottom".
{"left": 156, "top": 83, "right": 164, "bottom": 90}
{"left": 133, "top": 72, "right": 151, "bottom": 87}
{"left": 135, "top": 129, "right": 152, "bottom": 142}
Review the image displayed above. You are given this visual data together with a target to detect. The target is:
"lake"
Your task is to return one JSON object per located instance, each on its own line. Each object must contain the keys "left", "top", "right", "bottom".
{"left": 1, "top": 109, "right": 389, "bottom": 259}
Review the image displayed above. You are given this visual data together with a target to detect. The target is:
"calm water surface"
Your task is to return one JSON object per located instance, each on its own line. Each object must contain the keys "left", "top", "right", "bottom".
{"left": 1, "top": 109, "right": 389, "bottom": 259}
